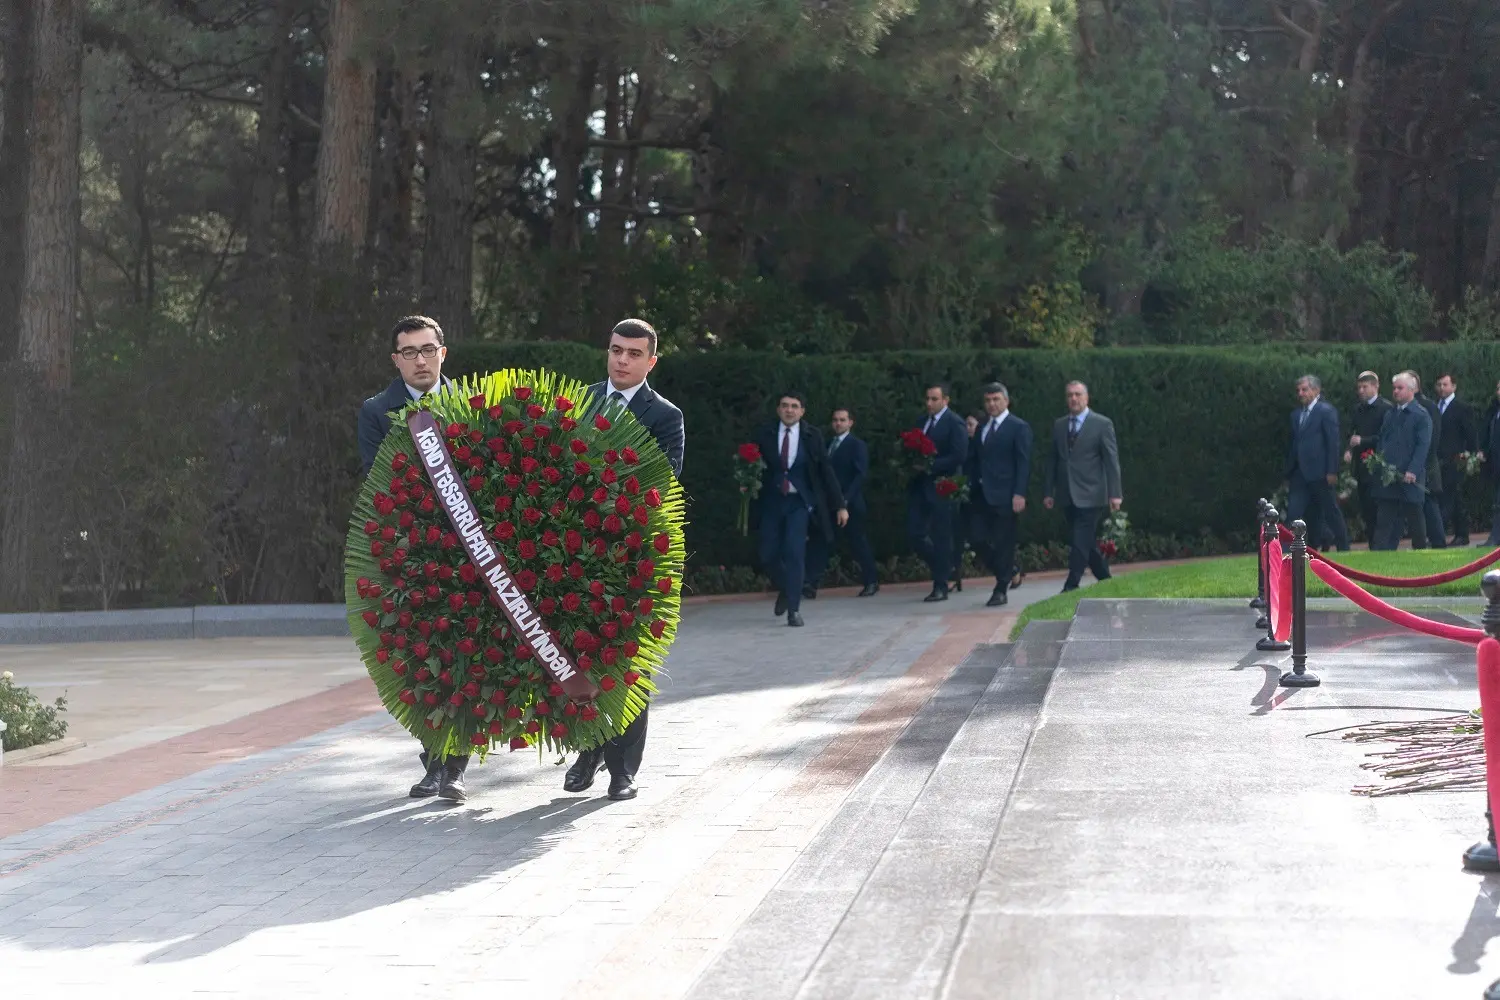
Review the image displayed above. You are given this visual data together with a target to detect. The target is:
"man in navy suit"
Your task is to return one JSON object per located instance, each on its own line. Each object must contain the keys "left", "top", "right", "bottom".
{"left": 1284, "top": 374, "right": 1350, "bottom": 552}
{"left": 564, "top": 319, "right": 684, "bottom": 802}
{"left": 806, "top": 407, "right": 879, "bottom": 598}
{"left": 754, "top": 392, "right": 848, "bottom": 626}
{"left": 356, "top": 316, "right": 466, "bottom": 800}
{"left": 357, "top": 315, "right": 456, "bottom": 476}
{"left": 967, "top": 383, "right": 1032, "bottom": 608}
{"left": 1371, "top": 371, "right": 1434, "bottom": 550}
{"left": 906, "top": 383, "right": 970, "bottom": 602}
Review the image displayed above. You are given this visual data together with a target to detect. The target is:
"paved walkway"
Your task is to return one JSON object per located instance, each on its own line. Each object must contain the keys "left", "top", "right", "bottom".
{"left": 0, "top": 578, "right": 1062, "bottom": 998}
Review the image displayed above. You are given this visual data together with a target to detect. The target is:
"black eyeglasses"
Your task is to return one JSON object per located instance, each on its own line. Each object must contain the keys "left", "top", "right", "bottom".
{"left": 396, "top": 345, "right": 441, "bottom": 360}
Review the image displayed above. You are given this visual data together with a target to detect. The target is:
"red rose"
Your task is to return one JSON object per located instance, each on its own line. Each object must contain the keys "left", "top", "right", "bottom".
{"left": 486, "top": 436, "right": 507, "bottom": 454}
{"left": 380, "top": 526, "right": 396, "bottom": 542}
{"left": 540, "top": 596, "right": 559, "bottom": 616}
{"left": 518, "top": 539, "right": 538, "bottom": 560}
{"left": 514, "top": 386, "right": 533, "bottom": 401}
{"left": 516, "top": 569, "right": 538, "bottom": 590}
{"left": 362, "top": 610, "right": 380, "bottom": 627}
{"left": 546, "top": 564, "right": 565, "bottom": 583}
{"left": 519, "top": 436, "right": 536, "bottom": 452}
{"left": 623, "top": 640, "right": 639, "bottom": 658}
{"left": 412, "top": 640, "right": 430, "bottom": 659}
{"left": 467, "top": 475, "right": 485, "bottom": 492}
{"left": 441, "top": 531, "right": 458, "bottom": 549}
{"left": 564, "top": 530, "right": 583, "bottom": 553}
{"left": 601, "top": 647, "right": 619, "bottom": 666}
{"left": 600, "top": 675, "right": 617, "bottom": 691}
{"left": 569, "top": 560, "right": 585, "bottom": 579}
{"left": 523, "top": 507, "right": 543, "bottom": 525}
{"left": 568, "top": 486, "right": 586, "bottom": 504}
{"left": 595, "top": 414, "right": 612, "bottom": 431}
{"left": 577, "top": 653, "right": 593, "bottom": 671}
{"left": 654, "top": 533, "right": 671, "bottom": 554}
{"left": 639, "top": 597, "right": 654, "bottom": 614}
{"left": 468, "top": 429, "right": 484, "bottom": 444}
{"left": 488, "top": 405, "right": 504, "bottom": 420}
{"left": 510, "top": 737, "right": 529, "bottom": 750}
{"left": 921, "top": 438, "right": 938, "bottom": 456}
{"left": 601, "top": 622, "right": 619, "bottom": 640}
{"left": 624, "top": 531, "right": 643, "bottom": 551}
{"left": 526, "top": 482, "right": 542, "bottom": 497}
{"left": 457, "top": 638, "right": 478, "bottom": 655}
{"left": 644, "top": 488, "right": 662, "bottom": 508}
{"left": 493, "top": 496, "right": 513, "bottom": 515}
{"left": 633, "top": 507, "right": 650, "bottom": 526}
{"left": 737, "top": 443, "right": 761, "bottom": 463}
{"left": 516, "top": 643, "right": 534, "bottom": 659}
{"left": 398, "top": 689, "right": 417, "bottom": 705}
{"left": 487, "top": 720, "right": 503, "bottom": 734}
{"left": 534, "top": 700, "right": 550, "bottom": 716}
{"left": 1360, "top": 449, "right": 1374, "bottom": 460}
{"left": 425, "top": 525, "right": 442, "bottom": 545}
{"left": 637, "top": 559, "right": 656, "bottom": 577}
{"left": 484, "top": 645, "right": 504, "bottom": 664}
{"left": 623, "top": 670, "right": 640, "bottom": 686}
{"left": 601, "top": 467, "right": 619, "bottom": 485}
{"left": 589, "top": 580, "right": 606, "bottom": 597}
{"left": 420, "top": 497, "right": 436, "bottom": 513}
{"left": 363, "top": 520, "right": 379, "bottom": 536}
{"left": 560, "top": 417, "right": 577, "bottom": 431}
{"left": 469, "top": 393, "right": 486, "bottom": 410}
{"left": 520, "top": 456, "right": 539, "bottom": 474}
{"left": 436, "top": 616, "right": 451, "bottom": 632}
{"left": 604, "top": 514, "right": 624, "bottom": 534}
{"left": 622, "top": 447, "right": 639, "bottom": 465}
{"left": 504, "top": 420, "right": 525, "bottom": 434}
{"left": 584, "top": 510, "right": 602, "bottom": 530}
{"left": 610, "top": 595, "right": 627, "bottom": 613}
{"left": 551, "top": 723, "right": 569, "bottom": 739}
{"left": 533, "top": 423, "right": 551, "bottom": 438}
{"left": 391, "top": 452, "right": 409, "bottom": 471}
{"left": 526, "top": 403, "right": 546, "bottom": 420}
{"left": 624, "top": 476, "right": 641, "bottom": 495}
{"left": 650, "top": 619, "right": 666, "bottom": 638}
{"left": 573, "top": 460, "right": 591, "bottom": 476}
{"left": 615, "top": 494, "right": 632, "bottom": 515}
{"left": 555, "top": 396, "right": 574, "bottom": 412}
{"left": 462, "top": 681, "right": 480, "bottom": 698}
{"left": 591, "top": 538, "right": 608, "bottom": 557}
{"left": 581, "top": 704, "right": 599, "bottom": 722}
{"left": 543, "top": 467, "right": 563, "bottom": 485}
{"left": 562, "top": 592, "right": 582, "bottom": 612}
{"left": 505, "top": 705, "right": 523, "bottom": 719}
{"left": 465, "top": 616, "right": 480, "bottom": 633}
{"left": 526, "top": 720, "right": 541, "bottom": 734}
{"left": 459, "top": 563, "right": 477, "bottom": 584}
{"left": 590, "top": 599, "right": 606, "bottom": 615}
{"left": 397, "top": 610, "right": 414, "bottom": 628}
{"left": 445, "top": 422, "right": 464, "bottom": 438}
{"left": 448, "top": 593, "right": 465, "bottom": 613}
{"left": 504, "top": 473, "right": 522, "bottom": 490}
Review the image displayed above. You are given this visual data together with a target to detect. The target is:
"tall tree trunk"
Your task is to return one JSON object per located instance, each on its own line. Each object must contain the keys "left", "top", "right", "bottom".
{"left": 1, "top": 0, "right": 80, "bottom": 611}
{"left": 370, "top": 62, "right": 416, "bottom": 300}
{"left": 313, "top": 0, "right": 375, "bottom": 254}
{"left": 1483, "top": 171, "right": 1500, "bottom": 293}
{"left": 245, "top": 0, "right": 296, "bottom": 267}
{"left": 594, "top": 60, "right": 626, "bottom": 327}
{"left": 0, "top": 0, "right": 32, "bottom": 363}
{"left": 420, "top": 39, "right": 482, "bottom": 340}
{"left": 543, "top": 53, "right": 596, "bottom": 340}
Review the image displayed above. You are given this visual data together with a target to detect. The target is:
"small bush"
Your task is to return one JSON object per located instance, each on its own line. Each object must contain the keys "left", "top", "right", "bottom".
{"left": 0, "top": 671, "right": 68, "bottom": 752}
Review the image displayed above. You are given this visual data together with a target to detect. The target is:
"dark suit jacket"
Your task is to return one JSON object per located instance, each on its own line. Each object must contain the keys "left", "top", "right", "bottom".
{"left": 909, "top": 408, "right": 969, "bottom": 502}
{"left": 587, "top": 380, "right": 685, "bottom": 479}
{"left": 753, "top": 421, "right": 846, "bottom": 543}
{"left": 1375, "top": 402, "right": 1433, "bottom": 504}
{"left": 967, "top": 413, "right": 1033, "bottom": 509}
{"left": 1483, "top": 400, "right": 1500, "bottom": 476}
{"left": 1285, "top": 397, "right": 1340, "bottom": 482}
{"left": 358, "top": 375, "right": 455, "bottom": 475}
{"left": 1350, "top": 396, "right": 1393, "bottom": 483}
{"left": 826, "top": 433, "right": 869, "bottom": 514}
{"left": 1437, "top": 395, "right": 1478, "bottom": 462}
{"left": 1044, "top": 410, "right": 1122, "bottom": 509}
{"left": 1416, "top": 394, "right": 1444, "bottom": 492}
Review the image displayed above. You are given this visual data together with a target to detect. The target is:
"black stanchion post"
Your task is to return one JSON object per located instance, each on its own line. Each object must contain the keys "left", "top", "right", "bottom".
{"left": 1250, "top": 498, "right": 1269, "bottom": 611}
{"left": 1462, "top": 571, "right": 1500, "bottom": 872}
{"left": 1279, "top": 519, "right": 1320, "bottom": 687}
{"left": 1256, "top": 506, "right": 1291, "bottom": 653}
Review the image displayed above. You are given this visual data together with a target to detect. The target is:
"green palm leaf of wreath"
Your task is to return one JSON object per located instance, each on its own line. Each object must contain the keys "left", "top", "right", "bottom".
{"left": 344, "top": 369, "right": 686, "bottom": 760}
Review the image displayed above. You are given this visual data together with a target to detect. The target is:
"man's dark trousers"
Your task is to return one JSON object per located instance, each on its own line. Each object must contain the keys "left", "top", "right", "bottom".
{"left": 1422, "top": 494, "right": 1446, "bottom": 549}
{"left": 1063, "top": 504, "right": 1109, "bottom": 587}
{"left": 1441, "top": 463, "right": 1468, "bottom": 543}
{"left": 807, "top": 507, "right": 877, "bottom": 588}
{"left": 1374, "top": 500, "right": 1426, "bottom": 551}
{"left": 761, "top": 491, "right": 812, "bottom": 613}
{"left": 1287, "top": 472, "right": 1348, "bottom": 551}
{"left": 906, "top": 490, "right": 954, "bottom": 589}
{"left": 971, "top": 502, "right": 1018, "bottom": 592}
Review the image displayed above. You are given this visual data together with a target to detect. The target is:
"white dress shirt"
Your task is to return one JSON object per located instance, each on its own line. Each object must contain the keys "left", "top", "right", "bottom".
{"left": 607, "top": 379, "right": 645, "bottom": 405}
{"left": 923, "top": 406, "right": 950, "bottom": 436}
{"left": 778, "top": 422, "right": 801, "bottom": 493}
{"left": 981, "top": 410, "right": 1009, "bottom": 443}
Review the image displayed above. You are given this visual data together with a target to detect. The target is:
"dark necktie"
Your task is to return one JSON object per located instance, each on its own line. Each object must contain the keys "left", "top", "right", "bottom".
{"left": 780, "top": 428, "right": 791, "bottom": 495}
{"left": 828, "top": 436, "right": 840, "bottom": 457}
{"left": 983, "top": 418, "right": 998, "bottom": 443}
{"left": 924, "top": 416, "right": 935, "bottom": 436}
{"left": 1067, "top": 417, "right": 1080, "bottom": 449}
{"left": 609, "top": 390, "right": 624, "bottom": 405}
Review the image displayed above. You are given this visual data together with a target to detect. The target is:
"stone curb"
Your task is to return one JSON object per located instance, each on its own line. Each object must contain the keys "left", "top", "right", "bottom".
{"left": 1, "top": 736, "right": 86, "bottom": 765}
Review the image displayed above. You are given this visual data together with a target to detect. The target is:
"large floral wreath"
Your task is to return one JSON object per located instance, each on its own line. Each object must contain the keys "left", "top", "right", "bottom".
{"left": 344, "top": 369, "right": 685, "bottom": 759}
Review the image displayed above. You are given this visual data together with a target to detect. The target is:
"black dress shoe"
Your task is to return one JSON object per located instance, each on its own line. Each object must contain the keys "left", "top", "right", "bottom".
{"left": 802, "top": 584, "right": 817, "bottom": 600}
{"left": 409, "top": 753, "right": 442, "bottom": 798}
{"left": 438, "top": 760, "right": 468, "bottom": 802}
{"left": 563, "top": 748, "right": 605, "bottom": 792}
{"left": 774, "top": 591, "right": 788, "bottom": 616}
{"left": 987, "top": 590, "right": 1008, "bottom": 607}
{"left": 923, "top": 588, "right": 948, "bottom": 603}
{"left": 607, "top": 772, "right": 638, "bottom": 800}
{"left": 857, "top": 583, "right": 879, "bottom": 597}
{"left": 787, "top": 610, "right": 804, "bottom": 626}
{"left": 1061, "top": 583, "right": 1079, "bottom": 593}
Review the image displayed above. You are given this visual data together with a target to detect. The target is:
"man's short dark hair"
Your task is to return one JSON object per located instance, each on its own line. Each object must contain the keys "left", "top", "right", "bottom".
{"left": 832, "top": 407, "right": 852, "bottom": 420}
{"left": 1438, "top": 372, "right": 1456, "bottom": 384}
{"left": 390, "top": 315, "right": 443, "bottom": 352}
{"left": 982, "top": 382, "right": 1008, "bottom": 398}
{"left": 1357, "top": 370, "right": 1379, "bottom": 385}
{"left": 778, "top": 390, "right": 807, "bottom": 408}
{"left": 925, "top": 382, "right": 951, "bottom": 399}
{"left": 611, "top": 318, "right": 658, "bottom": 357}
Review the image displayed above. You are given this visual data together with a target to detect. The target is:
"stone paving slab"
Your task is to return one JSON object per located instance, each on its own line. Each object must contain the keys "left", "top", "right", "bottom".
{"left": 0, "top": 586, "right": 1028, "bottom": 998}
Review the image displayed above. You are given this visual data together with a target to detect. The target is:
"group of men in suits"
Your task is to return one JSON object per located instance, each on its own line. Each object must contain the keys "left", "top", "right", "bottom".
{"left": 359, "top": 315, "right": 684, "bottom": 804}
{"left": 762, "top": 379, "right": 1124, "bottom": 620}
{"left": 1292, "top": 369, "right": 1481, "bottom": 551}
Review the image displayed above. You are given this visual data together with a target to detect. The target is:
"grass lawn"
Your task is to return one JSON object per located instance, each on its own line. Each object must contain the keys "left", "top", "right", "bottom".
{"left": 1009, "top": 548, "right": 1497, "bottom": 640}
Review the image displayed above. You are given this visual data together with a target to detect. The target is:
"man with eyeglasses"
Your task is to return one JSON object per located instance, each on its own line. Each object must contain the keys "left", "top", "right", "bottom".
{"left": 357, "top": 315, "right": 466, "bottom": 801}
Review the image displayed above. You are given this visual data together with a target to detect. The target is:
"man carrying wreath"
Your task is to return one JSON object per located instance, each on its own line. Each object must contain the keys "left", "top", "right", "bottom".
{"left": 562, "top": 319, "right": 684, "bottom": 801}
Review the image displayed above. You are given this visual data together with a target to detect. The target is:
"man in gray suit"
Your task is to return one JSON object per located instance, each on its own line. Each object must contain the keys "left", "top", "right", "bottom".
{"left": 1370, "top": 371, "right": 1433, "bottom": 551}
{"left": 1043, "top": 381, "right": 1123, "bottom": 592}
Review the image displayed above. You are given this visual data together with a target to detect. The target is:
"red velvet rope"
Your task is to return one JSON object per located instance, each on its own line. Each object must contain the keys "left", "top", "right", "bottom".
{"left": 1307, "top": 558, "right": 1485, "bottom": 644}
{"left": 1265, "top": 539, "right": 1291, "bottom": 642}
{"left": 1276, "top": 523, "right": 1500, "bottom": 587}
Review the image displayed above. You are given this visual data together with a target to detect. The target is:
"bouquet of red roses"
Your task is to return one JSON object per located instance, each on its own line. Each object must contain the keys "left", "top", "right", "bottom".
{"left": 898, "top": 428, "right": 938, "bottom": 477}
{"left": 733, "top": 442, "right": 764, "bottom": 535}
{"left": 934, "top": 474, "right": 970, "bottom": 503}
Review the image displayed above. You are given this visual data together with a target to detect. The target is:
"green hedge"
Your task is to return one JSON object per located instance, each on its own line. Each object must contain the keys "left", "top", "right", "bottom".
{"left": 445, "top": 342, "right": 1500, "bottom": 566}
